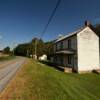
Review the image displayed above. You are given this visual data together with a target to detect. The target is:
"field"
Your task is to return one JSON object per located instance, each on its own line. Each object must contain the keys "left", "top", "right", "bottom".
{"left": 0, "top": 59, "right": 100, "bottom": 100}
{"left": 0, "top": 55, "right": 15, "bottom": 61}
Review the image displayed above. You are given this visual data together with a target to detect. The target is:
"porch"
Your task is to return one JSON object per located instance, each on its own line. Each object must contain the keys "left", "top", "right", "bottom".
{"left": 52, "top": 49, "right": 77, "bottom": 72}
{"left": 57, "top": 65, "right": 73, "bottom": 73}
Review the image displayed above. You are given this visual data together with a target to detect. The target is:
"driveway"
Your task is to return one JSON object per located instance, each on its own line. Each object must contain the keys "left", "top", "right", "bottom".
{"left": 0, "top": 57, "right": 26, "bottom": 93}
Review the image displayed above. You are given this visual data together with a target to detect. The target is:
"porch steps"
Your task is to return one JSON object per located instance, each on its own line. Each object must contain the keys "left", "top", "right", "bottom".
{"left": 64, "top": 67, "right": 72, "bottom": 73}
{"left": 93, "top": 69, "right": 100, "bottom": 74}
{"left": 57, "top": 66, "right": 65, "bottom": 71}
{"left": 57, "top": 66, "right": 72, "bottom": 73}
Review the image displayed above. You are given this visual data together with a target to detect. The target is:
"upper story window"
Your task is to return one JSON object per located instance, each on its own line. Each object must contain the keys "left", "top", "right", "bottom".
{"left": 68, "top": 39, "right": 71, "bottom": 49}
{"left": 55, "top": 42, "right": 63, "bottom": 51}
{"left": 60, "top": 42, "right": 63, "bottom": 50}
{"left": 55, "top": 44, "right": 57, "bottom": 51}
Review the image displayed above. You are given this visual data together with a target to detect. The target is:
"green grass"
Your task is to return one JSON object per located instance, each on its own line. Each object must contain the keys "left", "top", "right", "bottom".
{"left": 1, "top": 59, "right": 100, "bottom": 100}
{"left": 0, "top": 55, "right": 16, "bottom": 61}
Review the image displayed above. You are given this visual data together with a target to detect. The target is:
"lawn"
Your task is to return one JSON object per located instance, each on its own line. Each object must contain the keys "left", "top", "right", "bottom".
{"left": 0, "top": 55, "right": 16, "bottom": 61}
{"left": 0, "top": 59, "right": 100, "bottom": 100}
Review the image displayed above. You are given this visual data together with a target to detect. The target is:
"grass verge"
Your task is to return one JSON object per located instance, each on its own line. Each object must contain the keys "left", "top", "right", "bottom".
{"left": 0, "top": 56, "right": 16, "bottom": 61}
{"left": 0, "top": 59, "right": 100, "bottom": 100}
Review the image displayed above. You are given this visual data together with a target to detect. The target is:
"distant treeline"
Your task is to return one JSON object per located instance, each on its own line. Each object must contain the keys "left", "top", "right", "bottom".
{"left": 14, "top": 38, "right": 54, "bottom": 58}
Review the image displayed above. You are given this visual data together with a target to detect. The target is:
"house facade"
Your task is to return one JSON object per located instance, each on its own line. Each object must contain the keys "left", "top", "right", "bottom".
{"left": 52, "top": 22, "right": 100, "bottom": 73}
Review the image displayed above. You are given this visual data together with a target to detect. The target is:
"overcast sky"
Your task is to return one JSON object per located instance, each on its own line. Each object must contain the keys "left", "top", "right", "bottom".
{"left": 0, "top": 0, "right": 100, "bottom": 49}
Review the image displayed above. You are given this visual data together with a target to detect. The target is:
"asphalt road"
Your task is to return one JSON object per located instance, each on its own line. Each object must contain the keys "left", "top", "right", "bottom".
{"left": 0, "top": 57, "right": 26, "bottom": 93}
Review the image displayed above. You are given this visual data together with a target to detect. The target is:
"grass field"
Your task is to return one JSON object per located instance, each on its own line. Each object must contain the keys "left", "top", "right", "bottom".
{"left": 0, "top": 59, "right": 100, "bottom": 100}
{"left": 0, "top": 56, "right": 16, "bottom": 61}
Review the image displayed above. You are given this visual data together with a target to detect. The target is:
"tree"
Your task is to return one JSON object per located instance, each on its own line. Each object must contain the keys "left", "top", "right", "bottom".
{"left": 14, "top": 37, "right": 54, "bottom": 58}
{"left": 30, "top": 38, "right": 45, "bottom": 57}
{"left": 44, "top": 41, "right": 54, "bottom": 55}
{"left": 3, "top": 47, "right": 10, "bottom": 54}
{"left": 94, "top": 24, "right": 100, "bottom": 36}
{"left": 14, "top": 43, "right": 30, "bottom": 56}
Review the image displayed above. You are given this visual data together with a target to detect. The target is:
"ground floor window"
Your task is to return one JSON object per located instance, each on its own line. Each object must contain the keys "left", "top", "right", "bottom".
{"left": 60, "top": 56, "right": 63, "bottom": 65}
{"left": 55, "top": 55, "right": 63, "bottom": 66}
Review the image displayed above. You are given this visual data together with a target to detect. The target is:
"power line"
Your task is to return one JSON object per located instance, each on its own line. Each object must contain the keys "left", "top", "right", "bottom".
{"left": 40, "top": 0, "right": 62, "bottom": 39}
{"left": 34, "top": 0, "right": 62, "bottom": 59}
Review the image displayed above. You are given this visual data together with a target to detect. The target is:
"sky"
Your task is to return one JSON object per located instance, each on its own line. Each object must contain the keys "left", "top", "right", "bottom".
{"left": 0, "top": 0, "right": 100, "bottom": 49}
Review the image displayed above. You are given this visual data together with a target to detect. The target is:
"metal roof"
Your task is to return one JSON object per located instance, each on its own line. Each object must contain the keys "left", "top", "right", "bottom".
{"left": 55, "top": 26, "right": 86, "bottom": 43}
{"left": 55, "top": 50, "right": 75, "bottom": 54}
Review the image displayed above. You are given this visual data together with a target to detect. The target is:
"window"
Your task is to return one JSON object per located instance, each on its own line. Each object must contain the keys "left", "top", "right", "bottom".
{"left": 60, "top": 56, "right": 63, "bottom": 65}
{"left": 68, "top": 39, "right": 71, "bottom": 49}
{"left": 56, "top": 44, "right": 57, "bottom": 51}
{"left": 60, "top": 42, "right": 63, "bottom": 50}
{"left": 55, "top": 43, "right": 59, "bottom": 51}
{"left": 68, "top": 55, "right": 72, "bottom": 65}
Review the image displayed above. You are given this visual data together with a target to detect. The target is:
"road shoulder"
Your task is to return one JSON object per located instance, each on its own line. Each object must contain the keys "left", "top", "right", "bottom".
{"left": 0, "top": 58, "right": 29, "bottom": 99}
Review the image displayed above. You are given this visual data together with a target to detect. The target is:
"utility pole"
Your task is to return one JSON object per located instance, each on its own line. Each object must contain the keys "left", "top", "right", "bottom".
{"left": 13, "top": 48, "right": 14, "bottom": 56}
{"left": 34, "top": 39, "right": 37, "bottom": 60}
{"left": 27, "top": 49, "right": 29, "bottom": 57}
{"left": 13, "top": 42, "right": 16, "bottom": 56}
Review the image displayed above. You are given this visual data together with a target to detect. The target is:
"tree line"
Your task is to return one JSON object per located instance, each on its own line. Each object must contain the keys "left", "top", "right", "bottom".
{"left": 14, "top": 38, "right": 54, "bottom": 58}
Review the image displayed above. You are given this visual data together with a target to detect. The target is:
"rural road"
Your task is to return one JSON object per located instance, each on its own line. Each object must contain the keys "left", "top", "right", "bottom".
{"left": 0, "top": 57, "right": 26, "bottom": 93}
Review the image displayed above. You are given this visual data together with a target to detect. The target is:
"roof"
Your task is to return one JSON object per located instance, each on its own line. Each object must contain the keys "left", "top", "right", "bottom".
{"left": 55, "top": 26, "right": 86, "bottom": 43}
{"left": 55, "top": 50, "right": 75, "bottom": 55}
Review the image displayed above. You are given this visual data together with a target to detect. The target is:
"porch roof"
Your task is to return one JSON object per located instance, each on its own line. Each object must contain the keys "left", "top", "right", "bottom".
{"left": 55, "top": 50, "right": 75, "bottom": 55}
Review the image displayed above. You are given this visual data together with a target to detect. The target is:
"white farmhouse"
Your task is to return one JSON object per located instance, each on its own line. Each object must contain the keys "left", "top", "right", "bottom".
{"left": 52, "top": 21, "right": 100, "bottom": 73}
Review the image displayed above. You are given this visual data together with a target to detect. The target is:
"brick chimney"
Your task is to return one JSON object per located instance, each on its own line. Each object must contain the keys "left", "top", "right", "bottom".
{"left": 85, "top": 20, "right": 91, "bottom": 26}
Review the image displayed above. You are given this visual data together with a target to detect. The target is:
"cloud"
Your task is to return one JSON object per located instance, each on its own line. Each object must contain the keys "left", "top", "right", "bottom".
{"left": 0, "top": 33, "right": 3, "bottom": 39}
{"left": 0, "top": 35, "right": 3, "bottom": 39}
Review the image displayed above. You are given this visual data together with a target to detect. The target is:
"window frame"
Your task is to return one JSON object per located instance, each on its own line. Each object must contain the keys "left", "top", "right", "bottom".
{"left": 67, "top": 55, "right": 72, "bottom": 65}
{"left": 68, "top": 39, "right": 71, "bottom": 49}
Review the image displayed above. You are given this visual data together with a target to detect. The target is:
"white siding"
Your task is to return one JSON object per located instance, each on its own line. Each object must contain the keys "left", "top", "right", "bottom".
{"left": 77, "top": 27, "right": 100, "bottom": 72}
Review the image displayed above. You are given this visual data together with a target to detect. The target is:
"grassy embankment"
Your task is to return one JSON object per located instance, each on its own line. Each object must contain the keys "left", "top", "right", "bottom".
{"left": 0, "top": 59, "right": 100, "bottom": 100}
